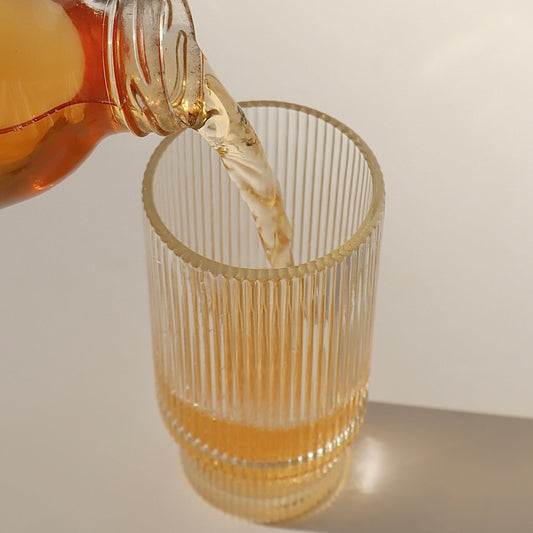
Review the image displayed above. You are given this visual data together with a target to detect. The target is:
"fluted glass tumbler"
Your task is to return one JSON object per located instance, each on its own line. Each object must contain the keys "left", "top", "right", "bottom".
{"left": 142, "top": 101, "right": 385, "bottom": 522}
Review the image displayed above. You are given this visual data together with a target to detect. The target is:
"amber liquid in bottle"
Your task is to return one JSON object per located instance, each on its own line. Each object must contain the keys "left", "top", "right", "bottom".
{"left": 0, "top": 0, "right": 122, "bottom": 207}
{"left": 1, "top": 0, "right": 293, "bottom": 266}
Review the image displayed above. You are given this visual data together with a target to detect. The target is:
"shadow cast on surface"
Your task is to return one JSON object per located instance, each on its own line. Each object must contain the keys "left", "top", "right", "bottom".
{"left": 278, "top": 402, "right": 533, "bottom": 533}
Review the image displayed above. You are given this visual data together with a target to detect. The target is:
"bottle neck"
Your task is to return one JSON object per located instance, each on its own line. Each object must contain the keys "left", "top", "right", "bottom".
{"left": 104, "top": 0, "right": 207, "bottom": 136}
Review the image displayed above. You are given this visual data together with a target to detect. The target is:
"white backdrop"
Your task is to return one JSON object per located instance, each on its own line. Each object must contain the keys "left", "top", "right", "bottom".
{"left": 1, "top": 2, "right": 532, "bottom": 532}
{"left": 1, "top": 0, "right": 532, "bottom": 432}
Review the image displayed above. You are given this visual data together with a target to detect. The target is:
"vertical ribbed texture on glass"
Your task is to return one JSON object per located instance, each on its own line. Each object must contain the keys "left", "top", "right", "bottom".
{"left": 142, "top": 102, "right": 384, "bottom": 522}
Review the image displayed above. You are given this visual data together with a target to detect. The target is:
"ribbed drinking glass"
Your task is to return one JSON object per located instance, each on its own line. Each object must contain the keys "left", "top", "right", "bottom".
{"left": 142, "top": 101, "right": 385, "bottom": 522}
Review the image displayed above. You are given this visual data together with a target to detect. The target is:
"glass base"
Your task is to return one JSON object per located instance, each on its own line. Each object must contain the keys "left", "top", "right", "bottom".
{"left": 180, "top": 448, "right": 350, "bottom": 524}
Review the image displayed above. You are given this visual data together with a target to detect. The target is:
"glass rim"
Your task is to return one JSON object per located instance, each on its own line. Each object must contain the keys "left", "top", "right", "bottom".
{"left": 142, "top": 100, "right": 385, "bottom": 281}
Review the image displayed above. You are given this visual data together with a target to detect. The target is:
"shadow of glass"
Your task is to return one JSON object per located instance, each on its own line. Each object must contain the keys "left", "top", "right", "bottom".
{"left": 276, "top": 402, "right": 533, "bottom": 533}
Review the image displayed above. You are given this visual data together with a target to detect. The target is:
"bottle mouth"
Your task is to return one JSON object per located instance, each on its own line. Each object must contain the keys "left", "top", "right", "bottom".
{"left": 105, "top": 0, "right": 206, "bottom": 136}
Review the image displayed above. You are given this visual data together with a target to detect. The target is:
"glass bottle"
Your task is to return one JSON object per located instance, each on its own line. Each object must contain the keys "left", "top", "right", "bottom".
{"left": 0, "top": 0, "right": 206, "bottom": 207}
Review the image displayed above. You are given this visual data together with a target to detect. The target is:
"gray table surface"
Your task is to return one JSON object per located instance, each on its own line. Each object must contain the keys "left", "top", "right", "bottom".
{"left": 289, "top": 402, "right": 533, "bottom": 533}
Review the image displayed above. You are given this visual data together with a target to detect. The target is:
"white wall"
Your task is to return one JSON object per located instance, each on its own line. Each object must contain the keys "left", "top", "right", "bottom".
{"left": 1, "top": 0, "right": 532, "bottom": 418}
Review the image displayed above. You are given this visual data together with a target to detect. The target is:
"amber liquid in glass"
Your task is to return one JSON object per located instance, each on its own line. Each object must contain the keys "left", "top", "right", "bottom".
{"left": 159, "top": 382, "right": 366, "bottom": 474}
